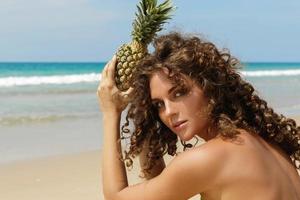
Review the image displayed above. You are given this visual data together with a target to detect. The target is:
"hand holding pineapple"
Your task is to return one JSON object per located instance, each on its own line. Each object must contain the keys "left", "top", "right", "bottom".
{"left": 115, "top": 0, "right": 174, "bottom": 91}
{"left": 97, "top": 56, "right": 133, "bottom": 114}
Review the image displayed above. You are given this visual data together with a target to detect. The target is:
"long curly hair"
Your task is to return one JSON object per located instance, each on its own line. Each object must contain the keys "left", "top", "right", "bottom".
{"left": 118, "top": 32, "right": 300, "bottom": 176}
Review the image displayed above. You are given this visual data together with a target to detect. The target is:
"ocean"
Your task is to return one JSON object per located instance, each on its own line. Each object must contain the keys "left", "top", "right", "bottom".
{"left": 1, "top": 62, "right": 300, "bottom": 125}
{"left": 0, "top": 62, "right": 300, "bottom": 163}
{"left": 0, "top": 62, "right": 103, "bottom": 126}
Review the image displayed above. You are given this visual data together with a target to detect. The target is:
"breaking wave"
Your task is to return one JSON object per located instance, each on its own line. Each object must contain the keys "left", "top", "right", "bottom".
{"left": 0, "top": 73, "right": 101, "bottom": 87}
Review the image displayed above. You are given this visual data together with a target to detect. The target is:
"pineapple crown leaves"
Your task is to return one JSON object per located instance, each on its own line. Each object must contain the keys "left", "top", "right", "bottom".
{"left": 131, "top": 0, "right": 174, "bottom": 45}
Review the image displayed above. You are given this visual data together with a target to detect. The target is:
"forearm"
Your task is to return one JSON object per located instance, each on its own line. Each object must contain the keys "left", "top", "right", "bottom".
{"left": 102, "top": 112, "right": 128, "bottom": 199}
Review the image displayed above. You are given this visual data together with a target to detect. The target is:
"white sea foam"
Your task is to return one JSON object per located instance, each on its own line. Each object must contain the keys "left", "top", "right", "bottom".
{"left": 240, "top": 69, "right": 300, "bottom": 77}
{"left": 0, "top": 73, "right": 101, "bottom": 87}
{"left": 1, "top": 69, "right": 300, "bottom": 87}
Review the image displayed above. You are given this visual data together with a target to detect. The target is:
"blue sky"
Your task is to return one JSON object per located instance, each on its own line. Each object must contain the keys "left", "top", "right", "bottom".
{"left": 0, "top": 0, "right": 299, "bottom": 62}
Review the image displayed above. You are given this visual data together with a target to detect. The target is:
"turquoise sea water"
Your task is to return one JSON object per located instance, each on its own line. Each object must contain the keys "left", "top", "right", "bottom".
{"left": 0, "top": 62, "right": 300, "bottom": 163}
{"left": 243, "top": 62, "right": 300, "bottom": 71}
{"left": 0, "top": 62, "right": 300, "bottom": 127}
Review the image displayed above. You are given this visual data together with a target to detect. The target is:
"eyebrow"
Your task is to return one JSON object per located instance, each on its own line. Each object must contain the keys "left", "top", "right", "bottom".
{"left": 151, "top": 85, "right": 178, "bottom": 102}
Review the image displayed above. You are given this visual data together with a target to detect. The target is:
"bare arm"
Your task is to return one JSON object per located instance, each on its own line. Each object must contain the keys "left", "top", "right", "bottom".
{"left": 98, "top": 56, "right": 131, "bottom": 199}
{"left": 101, "top": 112, "right": 128, "bottom": 199}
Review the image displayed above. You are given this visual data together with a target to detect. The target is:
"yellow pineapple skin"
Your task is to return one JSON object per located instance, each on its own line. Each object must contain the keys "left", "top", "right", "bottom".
{"left": 115, "top": 42, "right": 147, "bottom": 91}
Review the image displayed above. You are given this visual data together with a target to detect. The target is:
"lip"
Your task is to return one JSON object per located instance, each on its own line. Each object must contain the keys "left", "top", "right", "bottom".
{"left": 172, "top": 120, "right": 187, "bottom": 130}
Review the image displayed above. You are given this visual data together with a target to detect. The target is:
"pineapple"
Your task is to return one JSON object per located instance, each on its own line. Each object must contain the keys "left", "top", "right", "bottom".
{"left": 115, "top": 0, "right": 174, "bottom": 91}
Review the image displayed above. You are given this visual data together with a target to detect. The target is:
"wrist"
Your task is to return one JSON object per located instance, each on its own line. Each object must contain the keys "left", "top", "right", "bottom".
{"left": 102, "top": 109, "right": 122, "bottom": 118}
{"left": 102, "top": 111, "right": 122, "bottom": 128}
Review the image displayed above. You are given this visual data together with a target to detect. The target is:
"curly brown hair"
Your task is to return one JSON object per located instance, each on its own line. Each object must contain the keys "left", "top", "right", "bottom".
{"left": 118, "top": 32, "right": 300, "bottom": 176}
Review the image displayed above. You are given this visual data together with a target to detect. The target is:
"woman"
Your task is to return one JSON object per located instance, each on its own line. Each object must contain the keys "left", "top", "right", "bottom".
{"left": 97, "top": 32, "right": 300, "bottom": 200}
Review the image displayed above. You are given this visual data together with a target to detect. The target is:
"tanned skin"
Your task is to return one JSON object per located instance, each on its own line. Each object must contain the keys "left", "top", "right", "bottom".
{"left": 98, "top": 56, "right": 300, "bottom": 200}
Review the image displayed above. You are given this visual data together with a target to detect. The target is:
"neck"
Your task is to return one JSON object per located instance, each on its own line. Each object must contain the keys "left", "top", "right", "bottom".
{"left": 197, "top": 126, "right": 219, "bottom": 141}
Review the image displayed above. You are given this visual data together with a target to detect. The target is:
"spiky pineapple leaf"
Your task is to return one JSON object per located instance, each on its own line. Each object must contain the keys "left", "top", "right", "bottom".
{"left": 131, "top": 0, "right": 174, "bottom": 45}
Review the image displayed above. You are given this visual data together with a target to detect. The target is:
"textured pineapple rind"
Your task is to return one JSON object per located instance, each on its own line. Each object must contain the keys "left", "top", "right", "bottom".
{"left": 115, "top": 43, "right": 148, "bottom": 91}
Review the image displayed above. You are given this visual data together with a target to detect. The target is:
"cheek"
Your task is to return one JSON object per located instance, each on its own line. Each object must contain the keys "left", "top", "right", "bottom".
{"left": 192, "top": 104, "right": 211, "bottom": 131}
{"left": 193, "top": 104, "right": 209, "bottom": 119}
{"left": 185, "top": 96, "right": 210, "bottom": 128}
{"left": 185, "top": 97, "right": 208, "bottom": 118}
{"left": 158, "top": 113, "right": 169, "bottom": 127}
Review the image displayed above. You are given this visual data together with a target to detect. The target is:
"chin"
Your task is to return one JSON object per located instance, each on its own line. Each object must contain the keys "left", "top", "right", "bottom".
{"left": 178, "top": 131, "right": 195, "bottom": 142}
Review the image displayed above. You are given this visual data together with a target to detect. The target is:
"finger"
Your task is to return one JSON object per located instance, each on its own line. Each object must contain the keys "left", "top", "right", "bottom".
{"left": 102, "top": 63, "right": 108, "bottom": 77}
{"left": 102, "top": 59, "right": 112, "bottom": 77}
{"left": 100, "top": 62, "right": 108, "bottom": 80}
{"left": 103, "top": 60, "right": 110, "bottom": 71}
{"left": 107, "top": 55, "right": 117, "bottom": 80}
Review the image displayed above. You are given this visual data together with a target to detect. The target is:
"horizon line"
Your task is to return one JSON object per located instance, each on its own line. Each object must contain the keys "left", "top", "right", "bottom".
{"left": 1, "top": 61, "right": 300, "bottom": 64}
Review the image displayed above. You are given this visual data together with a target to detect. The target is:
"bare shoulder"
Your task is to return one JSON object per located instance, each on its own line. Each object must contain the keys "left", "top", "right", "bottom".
{"left": 164, "top": 138, "right": 232, "bottom": 188}
{"left": 171, "top": 137, "right": 231, "bottom": 167}
{"left": 114, "top": 138, "right": 230, "bottom": 200}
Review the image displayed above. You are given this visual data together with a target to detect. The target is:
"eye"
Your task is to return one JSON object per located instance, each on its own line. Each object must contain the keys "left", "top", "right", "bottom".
{"left": 152, "top": 101, "right": 164, "bottom": 109}
{"left": 174, "top": 91, "right": 183, "bottom": 97}
{"left": 173, "top": 88, "right": 188, "bottom": 98}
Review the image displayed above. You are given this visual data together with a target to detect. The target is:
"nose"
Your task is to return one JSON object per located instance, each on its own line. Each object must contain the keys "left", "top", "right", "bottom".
{"left": 164, "top": 100, "right": 177, "bottom": 117}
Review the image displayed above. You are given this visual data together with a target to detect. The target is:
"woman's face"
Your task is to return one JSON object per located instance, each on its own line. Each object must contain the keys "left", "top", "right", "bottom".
{"left": 149, "top": 69, "right": 211, "bottom": 141}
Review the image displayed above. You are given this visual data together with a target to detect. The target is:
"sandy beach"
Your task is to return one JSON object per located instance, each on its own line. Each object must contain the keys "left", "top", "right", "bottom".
{"left": 1, "top": 116, "right": 299, "bottom": 200}
{"left": 0, "top": 146, "right": 201, "bottom": 200}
